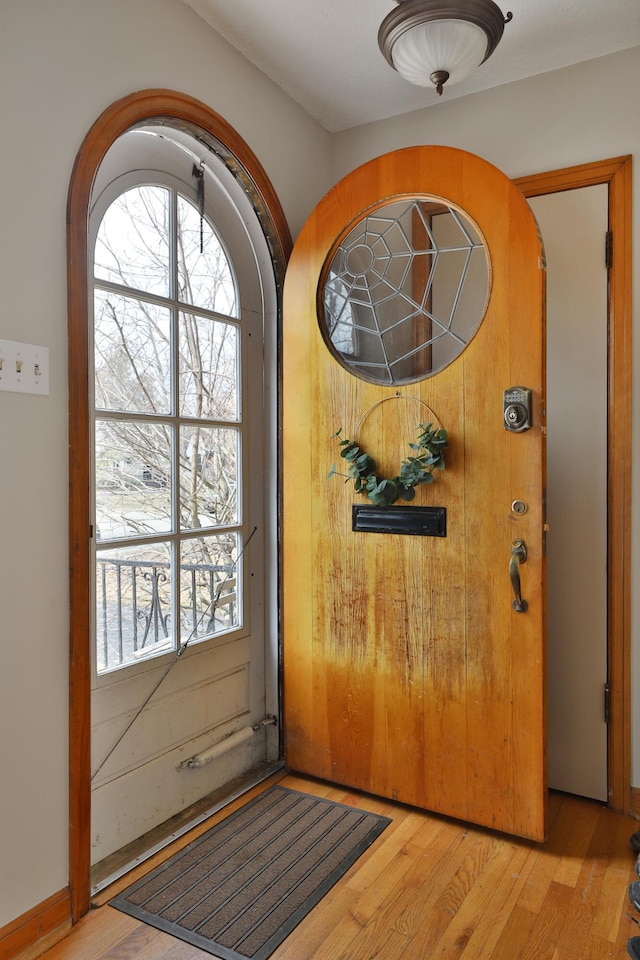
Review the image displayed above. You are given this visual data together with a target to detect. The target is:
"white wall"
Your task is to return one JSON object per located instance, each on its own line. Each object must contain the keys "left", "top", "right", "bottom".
{"left": 332, "top": 45, "right": 640, "bottom": 785}
{"left": 0, "top": 0, "right": 331, "bottom": 928}
{"left": 331, "top": 47, "right": 640, "bottom": 184}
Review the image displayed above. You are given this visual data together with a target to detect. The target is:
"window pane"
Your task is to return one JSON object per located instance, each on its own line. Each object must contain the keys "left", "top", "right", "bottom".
{"left": 180, "top": 425, "right": 239, "bottom": 529}
{"left": 177, "top": 195, "right": 238, "bottom": 316}
{"left": 179, "top": 312, "right": 239, "bottom": 420}
{"left": 95, "top": 420, "right": 173, "bottom": 540}
{"left": 95, "top": 185, "right": 170, "bottom": 296}
{"left": 180, "top": 534, "right": 239, "bottom": 643}
{"left": 94, "top": 290, "right": 171, "bottom": 415}
{"left": 320, "top": 197, "right": 489, "bottom": 385}
{"left": 96, "top": 542, "right": 174, "bottom": 673}
{"left": 92, "top": 177, "right": 249, "bottom": 678}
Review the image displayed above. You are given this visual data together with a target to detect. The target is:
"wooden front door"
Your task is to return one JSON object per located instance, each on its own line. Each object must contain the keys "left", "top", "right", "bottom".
{"left": 282, "top": 146, "right": 547, "bottom": 841}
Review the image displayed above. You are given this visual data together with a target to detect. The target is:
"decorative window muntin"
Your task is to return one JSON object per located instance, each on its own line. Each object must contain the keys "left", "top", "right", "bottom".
{"left": 92, "top": 180, "right": 243, "bottom": 674}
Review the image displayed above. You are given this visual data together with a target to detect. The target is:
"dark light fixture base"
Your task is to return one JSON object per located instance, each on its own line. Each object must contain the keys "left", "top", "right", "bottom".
{"left": 430, "top": 69, "right": 450, "bottom": 95}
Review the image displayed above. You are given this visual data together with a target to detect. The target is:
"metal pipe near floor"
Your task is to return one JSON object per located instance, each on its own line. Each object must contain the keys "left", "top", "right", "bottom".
{"left": 179, "top": 715, "right": 277, "bottom": 770}
{"left": 180, "top": 726, "right": 255, "bottom": 770}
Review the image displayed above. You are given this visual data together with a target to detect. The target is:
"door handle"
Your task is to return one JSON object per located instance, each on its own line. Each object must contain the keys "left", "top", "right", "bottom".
{"left": 509, "top": 539, "right": 528, "bottom": 612}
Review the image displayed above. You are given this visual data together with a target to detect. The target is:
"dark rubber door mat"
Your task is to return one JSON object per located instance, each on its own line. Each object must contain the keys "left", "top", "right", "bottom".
{"left": 110, "top": 784, "right": 391, "bottom": 960}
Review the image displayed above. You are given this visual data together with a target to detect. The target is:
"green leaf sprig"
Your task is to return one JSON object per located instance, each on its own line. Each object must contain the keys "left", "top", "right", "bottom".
{"left": 328, "top": 422, "right": 448, "bottom": 506}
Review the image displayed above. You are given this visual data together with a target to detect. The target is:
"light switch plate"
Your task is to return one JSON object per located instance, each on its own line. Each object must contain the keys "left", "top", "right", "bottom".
{"left": 0, "top": 339, "right": 50, "bottom": 396}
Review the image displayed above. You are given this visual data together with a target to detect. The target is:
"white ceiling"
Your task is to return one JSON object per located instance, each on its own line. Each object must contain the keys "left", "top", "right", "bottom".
{"left": 182, "top": 0, "right": 640, "bottom": 132}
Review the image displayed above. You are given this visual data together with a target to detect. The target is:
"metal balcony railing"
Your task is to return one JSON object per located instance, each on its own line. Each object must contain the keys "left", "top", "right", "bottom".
{"left": 96, "top": 557, "right": 237, "bottom": 672}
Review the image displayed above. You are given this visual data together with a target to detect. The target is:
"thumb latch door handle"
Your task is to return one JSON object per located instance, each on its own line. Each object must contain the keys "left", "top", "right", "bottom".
{"left": 509, "top": 539, "right": 528, "bottom": 612}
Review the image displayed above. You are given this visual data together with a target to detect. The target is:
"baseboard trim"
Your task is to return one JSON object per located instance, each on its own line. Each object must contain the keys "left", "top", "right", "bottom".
{"left": 0, "top": 888, "right": 71, "bottom": 960}
{"left": 630, "top": 788, "right": 640, "bottom": 821}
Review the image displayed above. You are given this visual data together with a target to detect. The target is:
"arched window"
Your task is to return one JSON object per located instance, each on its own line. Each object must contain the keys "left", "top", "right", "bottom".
{"left": 91, "top": 139, "right": 248, "bottom": 673}
{"left": 68, "top": 95, "right": 291, "bottom": 912}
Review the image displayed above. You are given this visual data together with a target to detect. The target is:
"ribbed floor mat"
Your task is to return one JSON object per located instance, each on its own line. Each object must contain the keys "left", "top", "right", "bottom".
{"left": 110, "top": 784, "right": 391, "bottom": 959}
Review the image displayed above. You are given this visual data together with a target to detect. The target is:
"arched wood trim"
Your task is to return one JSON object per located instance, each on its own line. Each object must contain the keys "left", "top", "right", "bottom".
{"left": 515, "top": 156, "right": 633, "bottom": 815}
{"left": 67, "top": 90, "right": 292, "bottom": 922}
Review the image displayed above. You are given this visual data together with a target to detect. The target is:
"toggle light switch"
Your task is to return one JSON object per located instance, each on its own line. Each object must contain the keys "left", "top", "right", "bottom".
{"left": 0, "top": 339, "right": 50, "bottom": 395}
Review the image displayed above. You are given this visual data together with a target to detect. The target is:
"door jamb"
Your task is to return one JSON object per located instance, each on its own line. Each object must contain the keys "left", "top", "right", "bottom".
{"left": 514, "top": 156, "right": 632, "bottom": 814}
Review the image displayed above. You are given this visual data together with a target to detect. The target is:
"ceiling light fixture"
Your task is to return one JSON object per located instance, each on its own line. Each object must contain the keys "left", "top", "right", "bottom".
{"left": 378, "top": 0, "right": 513, "bottom": 96}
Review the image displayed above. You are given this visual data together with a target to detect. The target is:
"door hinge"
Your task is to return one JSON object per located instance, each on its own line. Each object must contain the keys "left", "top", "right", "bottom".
{"left": 605, "top": 231, "right": 613, "bottom": 269}
{"left": 604, "top": 683, "right": 610, "bottom": 724}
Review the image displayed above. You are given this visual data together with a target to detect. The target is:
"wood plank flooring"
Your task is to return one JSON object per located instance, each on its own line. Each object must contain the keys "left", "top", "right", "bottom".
{"left": 40, "top": 773, "right": 640, "bottom": 959}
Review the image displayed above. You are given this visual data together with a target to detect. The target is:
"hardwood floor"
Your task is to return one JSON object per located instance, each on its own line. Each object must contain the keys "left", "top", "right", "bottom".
{"left": 41, "top": 773, "right": 639, "bottom": 959}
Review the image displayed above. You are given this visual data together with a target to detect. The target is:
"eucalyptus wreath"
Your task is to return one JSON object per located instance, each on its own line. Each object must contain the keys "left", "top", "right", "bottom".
{"left": 328, "top": 421, "right": 448, "bottom": 506}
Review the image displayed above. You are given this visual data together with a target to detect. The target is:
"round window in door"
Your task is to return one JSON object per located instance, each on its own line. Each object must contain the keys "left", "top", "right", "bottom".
{"left": 319, "top": 195, "right": 490, "bottom": 384}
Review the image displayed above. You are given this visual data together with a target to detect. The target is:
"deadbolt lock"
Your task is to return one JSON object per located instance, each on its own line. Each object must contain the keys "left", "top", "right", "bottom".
{"left": 511, "top": 499, "right": 528, "bottom": 515}
{"left": 503, "top": 386, "right": 532, "bottom": 432}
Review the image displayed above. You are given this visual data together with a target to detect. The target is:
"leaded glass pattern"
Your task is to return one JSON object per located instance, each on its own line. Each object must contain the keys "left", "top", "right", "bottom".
{"left": 320, "top": 197, "right": 490, "bottom": 384}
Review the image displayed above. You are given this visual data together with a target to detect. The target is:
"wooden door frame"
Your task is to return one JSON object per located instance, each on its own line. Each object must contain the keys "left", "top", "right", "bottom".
{"left": 67, "top": 89, "right": 292, "bottom": 923}
{"left": 514, "top": 156, "right": 632, "bottom": 815}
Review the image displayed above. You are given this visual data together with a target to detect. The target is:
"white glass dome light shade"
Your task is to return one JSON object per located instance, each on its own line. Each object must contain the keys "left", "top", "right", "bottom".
{"left": 378, "top": 1, "right": 513, "bottom": 94}
{"left": 391, "top": 19, "right": 489, "bottom": 88}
